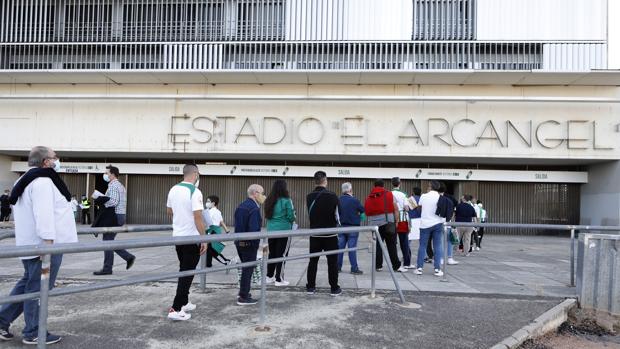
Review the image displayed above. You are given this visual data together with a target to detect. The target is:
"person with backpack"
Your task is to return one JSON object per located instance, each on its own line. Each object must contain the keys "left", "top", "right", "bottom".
{"left": 365, "top": 179, "right": 404, "bottom": 273}
{"left": 264, "top": 179, "right": 296, "bottom": 287}
{"left": 305, "top": 171, "right": 342, "bottom": 296}
{"left": 391, "top": 177, "right": 413, "bottom": 270}
{"left": 414, "top": 180, "right": 445, "bottom": 277}
{"left": 165, "top": 164, "right": 206, "bottom": 321}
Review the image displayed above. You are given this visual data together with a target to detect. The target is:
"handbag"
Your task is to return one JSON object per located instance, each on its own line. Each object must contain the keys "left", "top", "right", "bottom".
{"left": 449, "top": 229, "right": 460, "bottom": 245}
{"left": 396, "top": 210, "right": 409, "bottom": 234}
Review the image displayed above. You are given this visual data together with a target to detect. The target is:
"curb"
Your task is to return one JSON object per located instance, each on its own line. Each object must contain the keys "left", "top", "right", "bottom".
{"left": 490, "top": 298, "right": 577, "bottom": 349}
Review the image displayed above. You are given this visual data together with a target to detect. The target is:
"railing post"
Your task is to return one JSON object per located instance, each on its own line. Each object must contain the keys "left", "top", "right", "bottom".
{"left": 370, "top": 228, "right": 377, "bottom": 299}
{"left": 256, "top": 238, "right": 270, "bottom": 332}
{"left": 570, "top": 228, "right": 576, "bottom": 287}
{"left": 37, "top": 254, "right": 51, "bottom": 349}
{"left": 441, "top": 224, "right": 448, "bottom": 282}
{"left": 199, "top": 253, "right": 207, "bottom": 292}
{"left": 375, "top": 234, "right": 406, "bottom": 304}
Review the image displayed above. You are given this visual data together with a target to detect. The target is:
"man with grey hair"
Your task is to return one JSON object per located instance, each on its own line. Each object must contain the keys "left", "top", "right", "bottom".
{"left": 234, "top": 184, "right": 265, "bottom": 305}
{"left": 165, "top": 164, "right": 206, "bottom": 321}
{"left": 337, "top": 182, "right": 365, "bottom": 275}
{"left": 0, "top": 146, "right": 77, "bottom": 345}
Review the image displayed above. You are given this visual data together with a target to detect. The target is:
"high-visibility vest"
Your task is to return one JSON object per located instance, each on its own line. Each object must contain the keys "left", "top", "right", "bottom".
{"left": 81, "top": 199, "right": 90, "bottom": 209}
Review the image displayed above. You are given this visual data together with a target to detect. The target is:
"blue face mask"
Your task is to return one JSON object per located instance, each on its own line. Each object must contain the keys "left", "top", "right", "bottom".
{"left": 103, "top": 174, "right": 110, "bottom": 182}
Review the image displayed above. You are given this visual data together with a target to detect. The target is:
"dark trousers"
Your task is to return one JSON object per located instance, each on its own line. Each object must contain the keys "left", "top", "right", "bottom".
{"left": 172, "top": 244, "right": 200, "bottom": 311}
{"left": 0, "top": 208, "right": 10, "bottom": 221}
{"left": 475, "top": 227, "right": 485, "bottom": 248}
{"left": 398, "top": 233, "right": 412, "bottom": 267}
{"left": 236, "top": 244, "right": 258, "bottom": 300}
{"left": 206, "top": 245, "right": 230, "bottom": 267}
{"left": 375, "top": 223, "right": 401, "bottom": 271}
{"left": 102, "top": 214, "right": 134, "bottom": 272}
{"left": 306, "top": 236, "right": 339, "bottom": 291}
{"left": 81, "top": 208, "right": 91, "bottom": 225}
{"left": 267, "top": 237, "right": 290, "bottom": 282}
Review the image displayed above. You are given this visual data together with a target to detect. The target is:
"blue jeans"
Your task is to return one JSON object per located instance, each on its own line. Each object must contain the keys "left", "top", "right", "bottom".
{"left": 337, "top": 232, "right": 359, "bottom": 272}
{"left": 102, "top": 214, "right": 134, "bottom": 272}
{"left": 398, "top": 233, "right": 411, "bottom": 267}
{"left": 446, "top": 227, "right": 454, "bottom": 258}
{"left": 0, "top": 255, "right": 63, "bottom": 338}
{"left": 236, "top": 244, "right": 258, "bottom": 299}
{"left": 417, "top": 223, "right": 443, "bottom": 270}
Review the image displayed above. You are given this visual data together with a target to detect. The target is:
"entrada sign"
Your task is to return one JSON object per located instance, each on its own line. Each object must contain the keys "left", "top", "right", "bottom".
{"left": 169, "top": 114, "right": 616, "bottom": 151}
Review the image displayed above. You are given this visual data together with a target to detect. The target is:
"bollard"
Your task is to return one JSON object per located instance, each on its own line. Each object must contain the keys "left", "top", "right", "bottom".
{"left": 37, "top": 254, "right": 51, "bottom": 349}
{"left": 199, "top": 253, "right": 207, "bottom": 292}
{"left": 370, "top": 228, "right": 377, "bottom": 299}
{"left": 440, "top": 224, "right": 448, "bottom": 282}
{"left": 570, "top": 228, "right": 575, "bottom": 287}
{"left": 256, "top": 239, "right": 270, "bottom": 332}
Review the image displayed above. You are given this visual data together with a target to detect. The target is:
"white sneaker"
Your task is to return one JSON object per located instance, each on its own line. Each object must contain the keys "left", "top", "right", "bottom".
{"left": 397, "top": 266, "right": 408, "bottom": 273}
{"left": 475, "top": 247, "right": 480, "bottom": 251}
{"left": 404, "top": 265, "right": 416, "bottom": 269}
{"left": 447, "top": 258, "right": 459, "bottom": 265}
{"left": 167, "top": 308, "right": 191, "bottom": 321}
{"left": 413, "top": 268, "right": 423, "bottom": 275}
{"left": 434, "top": 269, "right": 444, "bottom": 277}
{"left": 181, "top": 302, "right": 196, "bottom": 312}
{"left": 274, "top": 280, "right": 290, "bottom": 287}
{"left": 265, "top": 276, "right": 276, "bottom": 284}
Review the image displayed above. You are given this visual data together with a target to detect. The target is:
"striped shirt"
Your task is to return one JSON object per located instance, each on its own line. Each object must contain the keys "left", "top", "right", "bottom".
{"left": 104, "top": 179, "right": 127, "bottom": 215}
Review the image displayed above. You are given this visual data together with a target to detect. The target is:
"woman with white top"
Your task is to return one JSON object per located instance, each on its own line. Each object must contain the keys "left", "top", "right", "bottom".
{"left": 205, "top": 195, "right": 231, "bottom": 267}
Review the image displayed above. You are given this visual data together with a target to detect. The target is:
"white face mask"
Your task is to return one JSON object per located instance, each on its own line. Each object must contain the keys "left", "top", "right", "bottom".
{"left": 195, "top": 178, "right": 200, "bottom": 187}
{"left": 52, "top": 159, "right": 61, "bottom": 172}
{"left": 103, "top": 174, "right": 110, "bottom": 182}
{"left": 205, "top": 202, "right": 213, "bottom": 209}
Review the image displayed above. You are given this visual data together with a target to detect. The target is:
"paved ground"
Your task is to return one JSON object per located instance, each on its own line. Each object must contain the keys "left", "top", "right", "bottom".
{"left": 0, "top": 229, "right": 577, "bottom": 298}
{"left": 0, "top": 283, "right": 562, "bottom": 349}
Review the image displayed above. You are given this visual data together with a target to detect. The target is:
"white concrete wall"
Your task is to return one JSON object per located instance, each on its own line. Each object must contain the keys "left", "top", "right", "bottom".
{"left": 285, "top": 0, "right": 412, "bottom": 40}
{"left": 476, "top": 0, "right": 607, "bottom": 41}
{"left": 581, "top": 161, "right": 620, "bottom": 226}
{"left": 609, "top": 0, "right": 620, "bottom": 69}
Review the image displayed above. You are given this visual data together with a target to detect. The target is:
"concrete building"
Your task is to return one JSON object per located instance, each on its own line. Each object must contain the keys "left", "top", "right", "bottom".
{"left": 0, "top": 0, "right": 619, "bottom": 231}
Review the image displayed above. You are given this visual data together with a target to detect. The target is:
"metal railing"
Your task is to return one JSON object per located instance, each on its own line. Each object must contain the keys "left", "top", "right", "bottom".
{"left": 0, "top": 225, "right": 409, "bottom": 348}
{"left": 443, "top": 222, "right": 620, "bottom": 287}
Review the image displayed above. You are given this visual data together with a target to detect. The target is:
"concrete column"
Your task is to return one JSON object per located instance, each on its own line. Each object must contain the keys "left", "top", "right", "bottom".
{"left": 580, "top": 160, "right": 620, "bottom": 226}
{"left": 0, "top": 155, "right": 19, "bottom": 191}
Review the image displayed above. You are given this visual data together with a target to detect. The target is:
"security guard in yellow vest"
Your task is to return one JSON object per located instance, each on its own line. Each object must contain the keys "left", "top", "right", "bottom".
{"left": 80, "top": 195, "right": 91, "bottom": 225}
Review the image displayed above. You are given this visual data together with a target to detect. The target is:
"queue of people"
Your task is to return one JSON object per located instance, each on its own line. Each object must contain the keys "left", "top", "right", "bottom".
{"left": 0, "top": 146, "right": 489, "bottom": 342}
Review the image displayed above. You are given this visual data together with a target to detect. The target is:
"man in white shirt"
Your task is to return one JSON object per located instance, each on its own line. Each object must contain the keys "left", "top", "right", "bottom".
{"left": 414, "top": 180, "right": 445, "bottom": 276}
{"left": 0, "top": 146, "right": 77, "bottom": 345}
{"left": 391, "top": 177, "right": 413, "bottom": 270}
{"left": 165, "top": 164, "right": 206, "bottom": 321}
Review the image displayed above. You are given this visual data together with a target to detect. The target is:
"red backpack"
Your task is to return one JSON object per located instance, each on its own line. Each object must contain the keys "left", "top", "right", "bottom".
{"left": 364, "top": 188, "right": 393, "bottom": 216}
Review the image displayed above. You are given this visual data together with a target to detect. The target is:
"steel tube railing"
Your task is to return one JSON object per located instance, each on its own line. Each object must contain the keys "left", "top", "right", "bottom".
{"left": 0, "top": 224, "right": 173, "bottom": 241}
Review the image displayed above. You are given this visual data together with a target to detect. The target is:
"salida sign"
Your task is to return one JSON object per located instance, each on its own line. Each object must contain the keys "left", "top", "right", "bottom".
{"left": 168, "top": 114, "right": 617, "bottom": 151}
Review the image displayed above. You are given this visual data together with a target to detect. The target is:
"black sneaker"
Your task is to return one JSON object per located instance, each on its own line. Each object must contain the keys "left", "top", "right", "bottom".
{"left": 330, "top": 288, "right": 343, "bottom": 297}
{"left": 22, "top": 333, "right": 62, "bottom": 345}
{"left": 351, "top": 270, "right": 364, "bottom": 275}
{"left": 93, "top": 269, "right": 112, "bottom": 275}
{"left": 306, "top": 287, "right": 316, "bottom": 295}
{"left": 126, "top": 257, "right": 136, "bottom": 270}
{"left": 376, "top": 267, "right": 383, "bottom": 271}
{"left": 236, "top": 297, "right": 258, "bottom": 306}
{"left": 0, "top": 328, "right": 14, "bottom": 341}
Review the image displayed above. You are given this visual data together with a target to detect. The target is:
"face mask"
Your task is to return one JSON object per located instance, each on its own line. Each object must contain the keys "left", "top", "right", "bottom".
{"left": 256, "top": 193, "right": 266, "bottom": 205}
{"left": 103, "top": 174, "right": 110, "bottom": 182}
{"left": 52, "top": 159, "right": 61, "bottom": 172}
{"left": 195, "top": 178, "right": 200, "bottom": 187}
{"left": 205, "top": 202, "right": 213, "bottom": 209}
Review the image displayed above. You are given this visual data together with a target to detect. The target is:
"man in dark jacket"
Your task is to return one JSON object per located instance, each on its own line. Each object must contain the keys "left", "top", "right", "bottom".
{"left": 337, "top": 182, "right": 365, "bottom": 275}
{"left": 0, "top": 189, "right": 10, "bottom": 221}
{"left": 234, "top": 184, "right": 265, "bottom": 305}
{"left": 305, "top": 171, "right": 342, "bottom": 296}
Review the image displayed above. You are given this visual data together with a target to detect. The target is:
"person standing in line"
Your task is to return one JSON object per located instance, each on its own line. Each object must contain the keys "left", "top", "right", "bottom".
{"left": 204, "top": 195, "right": 231, "bottom": 267}
{"left": 475, "top": 200, "right": 487, "bottom": 250}
{"left": 234, "top": 184, "right": 265, "bottom": 305}
{"left": 337, "top": 182, "right": 365, "bottom": 275}
{"left": 264, "top": 179, "right": 296, "bottom": 286}
{"left": 93, "top": 165, "right": 135, "bottom": 275}
{"left": 365, "top": 179, "right": 404, "bottom": 273}
{"left": 0, "top": 189, "right": 11, "bottom": 221}
{"left": 407, "top": 187, "right": 422, "bottom": 267}
{"left": 414, "top": 180, "right": 444, "bottom": 277}
{"left": 0, "top": 146, "right": 77, "bottom": 345}
{"left": 436, "top": 183, "right": 457, "bottom": 265}
{"left": 80, "top": 194, "right": 91, "bottom": 225}
{"left": 70, "top": 195, "right": 79, "bottom": 224}
{"left": 305, "top": 171, "right": 342, "bottom": 296}
{"left": 165, "top": 164, "right": 207, "bottom": 321}
{"left": 454, "top": 195, "right": 478, "bottom": 257}
{"left": 391, "top": 177, "right": 413, "bottom": 270}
